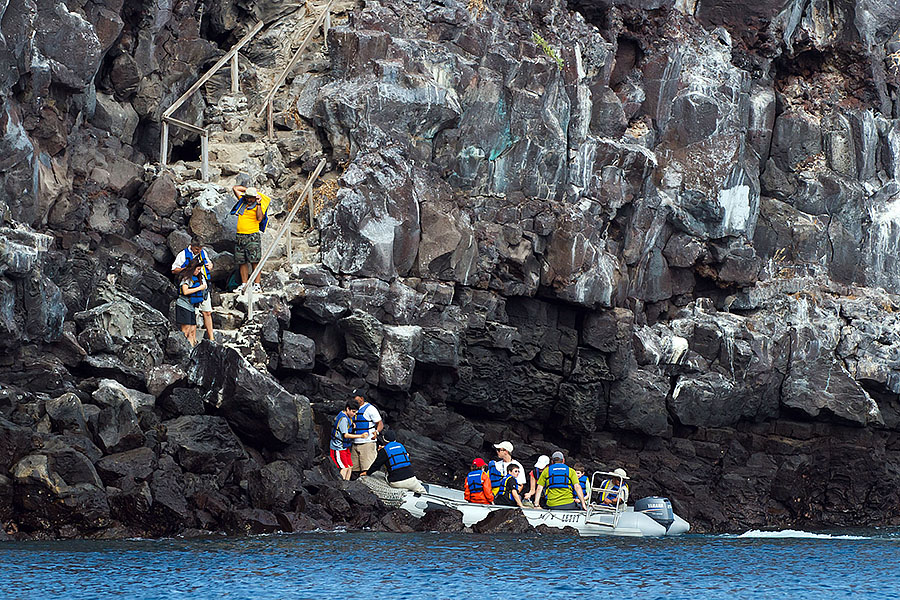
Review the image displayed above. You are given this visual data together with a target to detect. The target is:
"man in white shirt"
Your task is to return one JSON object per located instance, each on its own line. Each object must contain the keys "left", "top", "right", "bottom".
{"left": 172, "top": 237, "right": 214, "bottom": 341}
{"left": 350, "top": 390, "right": 383, "bottom": 473}
{"left": 489, "top": 440, "right": 526, "bottom": 495}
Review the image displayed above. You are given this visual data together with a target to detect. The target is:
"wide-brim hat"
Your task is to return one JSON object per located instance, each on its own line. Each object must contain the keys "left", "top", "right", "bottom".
{"left": 613, "top": 468, "right": 629, "bottom": 480}
{"left": 244, "top": 187, "right": 259, "bottom": 197}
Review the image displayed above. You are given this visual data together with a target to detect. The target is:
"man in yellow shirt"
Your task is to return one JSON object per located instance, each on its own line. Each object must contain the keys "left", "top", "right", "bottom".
{"left": 231, "top": 185, "right": 271, "bottom": 293}
{"left": 533, "top": 451, "right": 587, "bottom": 510}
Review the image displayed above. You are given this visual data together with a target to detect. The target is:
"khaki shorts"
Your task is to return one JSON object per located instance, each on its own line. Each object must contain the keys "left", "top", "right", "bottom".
{"left": 351, "top": 442, "right": 377, "bottom": 471}
{"left": 198, "top": 295, "right": 212, "bottom": 313}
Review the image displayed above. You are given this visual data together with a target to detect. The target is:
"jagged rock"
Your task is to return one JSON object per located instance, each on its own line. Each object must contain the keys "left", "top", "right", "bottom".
{"left": 379, "top": 325, "right": 422, "bottom": 391}
{"left": 228, "top": 508, "right": 282, "bottom": 535}
{"left": 147, "top": 365, "right": 187, "bottom": 398}
{"left": 92, "top": 381, "right": 145, "bottom": 454}
{"left": 142, "top": 173, "right": 179, "bottom": 219}
{"left": 91, "top": 93, "right": 139, "bottom": 146}
{"left": 472, "top": 509, "right": 533, "bottom": 534}
{"left": 95, "top": 447, "right": 158, "bottom": 485}
{"left": 94, "top": 379, "right": 155, "bottom": 417}
{"left": 414, "top": 508, "right": 465, "bottom": 533}
{"left": 280, "top": 331, "right": 316, "bottom": 371}
{"left": 782, "top": 358, "right": 884, "bottom": 427}
{"left": 163, "top": 415, "right": 246, "bottom": 474}
{"left": 159, "top": 388, "right": 205, "bottom": 418}
{"left": 379, "top": 509, "right": 419, "bottom": 533}
{"left": 45, "top": 393, "right": 89, "bottom": 435}
{"left": 339, "top": 310, "right": 384, "bottom": 364}
{"left": 187, "top": 342, "right": 308, "bottom": 449}
{"left": 247, "top": 461, "right": 302, "bottom": 511}
{"left": 609, "top": 369, "right": 670, "bottom": 436}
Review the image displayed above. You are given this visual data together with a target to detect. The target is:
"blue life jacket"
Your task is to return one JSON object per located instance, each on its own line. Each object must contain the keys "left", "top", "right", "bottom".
{"left": 488, "top": 460, "right": 505, "bottom": 488}
{"left": 600, "top": 480, "right": 628, "bottom": 504}
{"left": 353, "top": 402, "right": 373, "bottom": 435}
{"left": 546, "top": 463, "right": 572, "bottom": 489}
{"left": 183, "top": 275, "right": 205, "bottom": 305}
{"left": 331, "top": 412, "right": 352, "bottom": 450}
{"left": 230, "top": 194, "right": 269, "bottom": 232}
{"left": 466, "top": 469, "right": 484, "bottom": 493}
{"left": 182, "top": 246, "right": 210, "bottom": 281}
{"left": 579, "top": 475, "right": 589, "bottom": 495}
{"left": 384, "top": 441, "right": 411, "bottom": 471}
{"left": 498, "top": 473, "right": 517, "bottom": 498}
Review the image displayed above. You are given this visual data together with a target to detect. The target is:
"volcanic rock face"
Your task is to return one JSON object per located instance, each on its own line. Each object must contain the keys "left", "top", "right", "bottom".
{"left": 2, "top": 0, "right": 900, "bottom": 539}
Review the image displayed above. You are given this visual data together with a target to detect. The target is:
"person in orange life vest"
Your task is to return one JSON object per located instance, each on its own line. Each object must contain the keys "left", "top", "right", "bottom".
{"left": 172, "top": 237, "right": 214, "bottom": 342}
{"left": 464, "top": 458, "right": 494, "bottom": 505}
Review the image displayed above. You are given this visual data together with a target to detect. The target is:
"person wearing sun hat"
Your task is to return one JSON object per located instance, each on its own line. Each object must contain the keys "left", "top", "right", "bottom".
{"left": 523, "top": 454, "right": 550, "bottom": 507}
{"left": 598, "top": 467, "right": 630, "bottom": 506}
{"left": 464, "top": 458, "right": 494, "bottom": 504}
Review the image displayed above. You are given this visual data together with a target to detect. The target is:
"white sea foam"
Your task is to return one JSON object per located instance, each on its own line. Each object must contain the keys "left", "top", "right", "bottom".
{"left": 737, "top": 529, "right": 869, "bottom": 540}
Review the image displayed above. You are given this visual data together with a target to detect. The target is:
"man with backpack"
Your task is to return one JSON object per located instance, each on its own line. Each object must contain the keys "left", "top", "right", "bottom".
{"left": 171, "top": 237, "right": 215, "bottom": 341}
{"left": 230, "top": 185, "right": 271, "bottom": 294}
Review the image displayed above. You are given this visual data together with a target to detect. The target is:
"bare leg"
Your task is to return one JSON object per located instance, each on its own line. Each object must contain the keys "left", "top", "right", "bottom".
{"left": 252, "top": 262, "right": 261, "bottom": 284}
{"left": 187, "top": 325, "right": 197, "bottom": 347}
{"left": 202, "top": 311, "right": 214, "bottom": 340}
{"left": 239, "top": 263, "right": 250, "bottom": 284}
{"left": 340, "top": 467, "right": 352, "bottom": 480}
{"left": 180, "top": 324, "right": 192, "bottom": 345}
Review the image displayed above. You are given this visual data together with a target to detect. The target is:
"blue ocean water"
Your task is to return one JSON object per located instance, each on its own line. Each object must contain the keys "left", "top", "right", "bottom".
{"left": 1, "top": 529, "right": 899, "bottom": 599}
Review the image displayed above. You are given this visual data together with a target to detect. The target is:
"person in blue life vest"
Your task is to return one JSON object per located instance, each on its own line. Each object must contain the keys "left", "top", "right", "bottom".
{"left": 360, "top": 430, "right": 426, "bottom": 493}
{"left": 574, "top": 463, "right": 591, "bottom": 509}
{"left": 533, "top": 451, "right": 587, "bottom": 511}
{"left": 329, "top": 403, "right": 368, "bottom": 480}
{"left": 487, "top": 441, "right": 525, "bottom": 497}
{"left": 172, "top": 237, "right": 215, "bottom": 342}
{"left": 598, "top": 468, "right": 630, "bottom": 506}
{"left": 350, "top": 390, "right": 383, "bottom": 474}
{"left": 523, "top": 454, "right": 550, "bottom": 507}
{"left": 493, "top": 464, "right": 525, "bottom": 508}
{"left": 174, "top": 256, "right": 207, "bottom": 347}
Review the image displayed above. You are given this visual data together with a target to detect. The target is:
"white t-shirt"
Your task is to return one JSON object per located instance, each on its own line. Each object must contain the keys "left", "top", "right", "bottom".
{"left": 171, "top": 247, "right": 213, "bottom": 278}
{"left": 494, "top": 459, "right": 526, "bottom": 486}
{"left": 352, "top": 403, "right": 382, "bottom": 444}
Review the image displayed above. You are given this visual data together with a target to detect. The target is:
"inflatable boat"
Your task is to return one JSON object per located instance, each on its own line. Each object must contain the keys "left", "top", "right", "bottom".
{"left": 361, "top": 471, "right": 690, "bottom": 537}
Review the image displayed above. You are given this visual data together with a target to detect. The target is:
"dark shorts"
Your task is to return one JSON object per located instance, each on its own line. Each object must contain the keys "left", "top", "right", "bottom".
{"left": 548, "top": 501, "right": 582, "bottom": 511}
{"left": 235, "top": 232, "right": 262, "bottom": 264}
{"left": 175, "top": 304, "right": 197, "bottom": 325}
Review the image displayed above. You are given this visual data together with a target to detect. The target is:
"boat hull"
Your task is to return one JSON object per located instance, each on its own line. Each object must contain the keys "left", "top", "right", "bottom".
{"left": 395, "top": 483, "right": 689, "bottom": 538}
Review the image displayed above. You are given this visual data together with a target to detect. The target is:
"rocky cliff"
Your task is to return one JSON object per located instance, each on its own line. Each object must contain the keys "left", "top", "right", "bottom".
{"left": 2, "top": 0, "right": 900, "bottom": 539}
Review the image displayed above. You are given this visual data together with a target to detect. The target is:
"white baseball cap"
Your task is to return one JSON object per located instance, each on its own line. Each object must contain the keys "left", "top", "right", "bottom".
{"left": 493, "top": 441, "right": 514, "bottom": 453}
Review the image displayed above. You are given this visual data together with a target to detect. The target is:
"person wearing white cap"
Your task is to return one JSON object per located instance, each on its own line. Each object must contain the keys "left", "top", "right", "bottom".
{"left": 598, "top": 468, "right": 630, "bottom": 506}
{"left": 230, "top": 184, "right": 271, "bottom": 294}
{"left": 487, "top": 440, "right": 525, "bottom": 496}
{"left": 533, "top": 451, "right": 587, "bottom": 511}
{"left": 523, "top": 455, "right": 550, "bottom": 506}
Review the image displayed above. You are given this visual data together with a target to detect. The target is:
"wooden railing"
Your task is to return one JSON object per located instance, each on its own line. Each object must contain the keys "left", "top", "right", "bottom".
{"left": 159, "top": 20, "right": 265, "bottom": 181}
{"left": 246, "top": 157, "right": 327, "bottom": 319}
{"left": 256, "top": 0, "right": 336, "bottom": 139}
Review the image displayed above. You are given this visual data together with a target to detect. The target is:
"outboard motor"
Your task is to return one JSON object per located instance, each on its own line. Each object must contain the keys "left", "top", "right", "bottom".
{"left": 635, "top": 497, "right": 675, "bottom": 531}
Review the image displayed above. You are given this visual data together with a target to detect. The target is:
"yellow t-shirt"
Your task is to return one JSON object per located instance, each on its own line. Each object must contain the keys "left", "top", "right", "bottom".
{"left": 537, "top": 464, "right": 581, "bottom": 507}
{"left": 236, "top": 192, "right": 271, "bottom": 235}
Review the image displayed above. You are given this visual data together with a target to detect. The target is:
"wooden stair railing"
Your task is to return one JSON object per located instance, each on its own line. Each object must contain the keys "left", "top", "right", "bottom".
{"left": 159, "top": 20, "right": 265, "bottom": 181}
{"left": 256, "top": 0, "right": 336, "bottom": 139}
{"left": 245, "top": 157, "right": 327, "bottom": 319}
